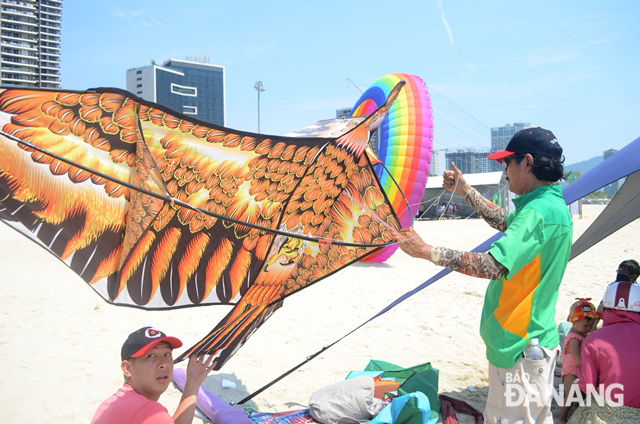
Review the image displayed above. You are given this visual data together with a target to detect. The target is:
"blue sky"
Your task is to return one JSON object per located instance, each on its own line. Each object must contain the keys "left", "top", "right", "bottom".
{"left": 61, "top": 0, "right": 639, "bottom": 165}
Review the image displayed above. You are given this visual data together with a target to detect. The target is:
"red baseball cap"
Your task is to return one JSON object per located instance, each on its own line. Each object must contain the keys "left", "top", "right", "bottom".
{"left": 488, "top": 127, "right": 562, "bottom": 163}
{"left": 121, "top": 327, "right": 182, "bottom": 361}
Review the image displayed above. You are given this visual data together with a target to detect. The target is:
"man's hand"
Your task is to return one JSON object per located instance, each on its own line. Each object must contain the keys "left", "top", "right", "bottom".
{"left": 173, "top": 354, "right": 216, "bottom": 424}
{"left": 185, "top": 354, "right": 215, "bottom": 388}
{"left": 443, "top": 162, "right": 471, "bottom": 195}
{"left": 392, "top": 228, "right": 432, "bottom": 260}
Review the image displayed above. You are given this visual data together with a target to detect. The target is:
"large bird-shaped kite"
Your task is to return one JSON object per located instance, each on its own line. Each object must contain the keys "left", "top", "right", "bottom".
{"left": 0, "top": 82, "right": 404, "bottom": 369}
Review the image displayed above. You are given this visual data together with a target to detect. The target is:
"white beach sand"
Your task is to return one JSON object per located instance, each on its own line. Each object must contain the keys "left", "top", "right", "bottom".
{"left": 0, "top": 205, "right": 636, "bottom": 423}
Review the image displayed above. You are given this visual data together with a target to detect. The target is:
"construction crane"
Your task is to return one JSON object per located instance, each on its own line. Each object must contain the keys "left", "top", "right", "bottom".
{"left": 347, "top": 78, "right": 364, "bottom": 94}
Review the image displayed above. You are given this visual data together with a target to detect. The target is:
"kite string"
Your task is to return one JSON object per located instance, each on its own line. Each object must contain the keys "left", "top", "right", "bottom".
{"left": 394, "top": 170, "right": 460, "bottom": 223}
{"left": 437, "top": 175, "right": 459, "bottom": 220}
{"left": 414, "top": 191, "right": 448, "bottom": 220}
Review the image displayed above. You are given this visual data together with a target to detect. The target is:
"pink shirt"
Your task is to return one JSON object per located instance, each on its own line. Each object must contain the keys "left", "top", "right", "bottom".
{"left": 561, "top": 332, "right": 584, "bottom": 377}
{"left": 91, "top": 384, "right": 174, "bottom": 423}
{"left": 578, "top": 309, "right": 640, "bottom": 408}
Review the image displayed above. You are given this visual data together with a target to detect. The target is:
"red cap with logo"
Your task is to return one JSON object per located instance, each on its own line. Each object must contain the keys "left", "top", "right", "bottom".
{"left": 121, "top": 326, "right": 182, "bottom": 361}
{"left": 488, "top": 127, "right": 562, "bottom": 163}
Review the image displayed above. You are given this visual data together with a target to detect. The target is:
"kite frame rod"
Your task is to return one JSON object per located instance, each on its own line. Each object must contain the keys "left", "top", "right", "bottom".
{"left": 375, "top": 159, "right": 415, "bottom": 229}
{"left": 1, "top": 130, "right": 395, "bottom": 249}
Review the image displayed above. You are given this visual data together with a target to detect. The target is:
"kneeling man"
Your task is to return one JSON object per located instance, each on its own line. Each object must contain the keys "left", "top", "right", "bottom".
{"left": 91, "top": 326, "right": 214, "bottom": 424}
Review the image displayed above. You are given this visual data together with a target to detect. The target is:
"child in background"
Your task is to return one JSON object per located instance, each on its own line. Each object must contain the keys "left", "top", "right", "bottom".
{"left": 559, "top": 298, "right": 602, "bottom": 424}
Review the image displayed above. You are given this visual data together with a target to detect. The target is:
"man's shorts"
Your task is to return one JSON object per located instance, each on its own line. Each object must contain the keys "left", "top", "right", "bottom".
{"left": 484, "top": 346, "right": 558, "bottom": 424}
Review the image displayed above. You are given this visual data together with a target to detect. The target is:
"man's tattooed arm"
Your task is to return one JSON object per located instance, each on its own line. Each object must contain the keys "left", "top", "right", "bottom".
{"left": 430, "top": 246, "right": 507, "bottom": 280}
{"left": 463, "top": 186, "right": 507, "bottom": 232}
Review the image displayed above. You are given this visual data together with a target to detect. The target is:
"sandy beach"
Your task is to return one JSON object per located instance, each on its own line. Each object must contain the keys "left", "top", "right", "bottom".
{"left": 0, "top": 204, "right": 636, "bottom": 423}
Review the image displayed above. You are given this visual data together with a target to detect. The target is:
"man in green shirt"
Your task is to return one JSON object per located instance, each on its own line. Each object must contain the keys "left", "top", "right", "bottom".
{"left": 393, "top": 127, "right": 572, "bottom": 424}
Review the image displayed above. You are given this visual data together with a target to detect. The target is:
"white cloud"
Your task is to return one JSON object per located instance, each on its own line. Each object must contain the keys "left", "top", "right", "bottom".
{"left": 509, "top": 48, "right": 578, "bottom": 67}
{"left": 112, "top": 9, "right": 173, "bottom": 31}
{"left": 241, "top": 42, "right": 278, "bottom": 60}
{"left": 430, "top": 69, "right": 596, "bottom": 101}
{"left": 584, "top": 37, "right": 615, "bottom": 47}
{"left": 569, "top": 104, "right": 640, "bottom": 133}
{"left": 461, "top": 48, "right": 581, "bottom": 76}
{"left": 435, "top": 0, "right": 456, "bottom": 53}
{"left": 280, "top": 95, "right": 357, "bottom": 112}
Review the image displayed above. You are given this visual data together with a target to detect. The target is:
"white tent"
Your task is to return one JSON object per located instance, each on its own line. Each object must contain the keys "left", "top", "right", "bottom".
{"left": 418, "top": 172, "right": 504, "bottom": 219}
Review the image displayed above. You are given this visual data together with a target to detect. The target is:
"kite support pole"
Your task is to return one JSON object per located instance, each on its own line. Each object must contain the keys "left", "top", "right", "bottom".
{"left": 236, "top": 346, "right": 330, "bottom": 405}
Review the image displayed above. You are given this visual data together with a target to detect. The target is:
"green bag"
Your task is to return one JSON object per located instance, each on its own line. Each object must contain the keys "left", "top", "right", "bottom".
{"left": 370, "top": 392, "right": 437, "bottom": 424}
{"left": 362, "top": 360, "right": 440, "bottom": 422}
{"left": 395, "top": 395, "right": 431, "bottom": 424}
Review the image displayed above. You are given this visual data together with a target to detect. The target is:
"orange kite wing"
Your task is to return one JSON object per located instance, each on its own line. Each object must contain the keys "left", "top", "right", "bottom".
{"left": 0, "top": 83, "right": 405, "bottom": 369}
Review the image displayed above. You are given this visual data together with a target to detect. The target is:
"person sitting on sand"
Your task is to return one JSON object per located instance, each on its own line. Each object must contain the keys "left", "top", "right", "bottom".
{"left": 568, "top": 281, "right": 640, "bottom": 423}
{"left": 614, "top": 259, "right": 639, "bottom": 283}
{"left": 559, "top": 298, "right": 601, "bottom": 424}
{"left": 91, "top": 326, "right": 215, "bottom": 424}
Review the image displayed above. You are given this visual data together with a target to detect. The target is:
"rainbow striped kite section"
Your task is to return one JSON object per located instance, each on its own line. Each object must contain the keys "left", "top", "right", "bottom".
{"left": 352, "top": 74, "right": 433, "bottom": 262}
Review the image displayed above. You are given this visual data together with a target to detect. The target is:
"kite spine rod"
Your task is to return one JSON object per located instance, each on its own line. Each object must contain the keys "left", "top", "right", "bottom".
{"left": 376, "top": 159, "right": 415, "bottom": 229}
{"left": 1, "top": 130, "right": 394, "bottom": 249}
{"left": 235, "top": 346, "right": 329, "bottom": 405}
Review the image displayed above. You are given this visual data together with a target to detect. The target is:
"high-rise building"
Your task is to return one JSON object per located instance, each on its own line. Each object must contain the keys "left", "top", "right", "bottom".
{"left": 445, "top": 150, "right": 495, "bottom": 174}
{"left": 429, "top": 149, "right": 439, "bottom": 176}
{"left": 335, "top": 107, "right": 351, "bottom": 118}
{"left": 1, "top": 0, "right": 63, "bottom": 88}
{"left": 491, "top": 123, "right": 531, "bottom": 151}
{"left": 126, "top": 58, "right": 225, "bottom": 126}
{"left": 489, "top": 122, "right": 531, "bottom": 172}
{"left": 603, "top": 148, "right": 617, "bottom": 161}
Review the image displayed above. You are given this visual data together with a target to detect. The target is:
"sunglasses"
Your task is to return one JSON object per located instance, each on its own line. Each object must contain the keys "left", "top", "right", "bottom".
{"left": 502, "top": 155, "right": 526, "bottom": 171}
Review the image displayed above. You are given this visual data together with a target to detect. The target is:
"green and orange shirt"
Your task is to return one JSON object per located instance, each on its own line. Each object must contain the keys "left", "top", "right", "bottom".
{"left": 483, "top": 185, "right": 572, "bottom": 369}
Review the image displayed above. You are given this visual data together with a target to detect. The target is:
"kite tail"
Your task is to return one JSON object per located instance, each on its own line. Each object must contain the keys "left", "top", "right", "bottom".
{"left": 174, "top": 299, "right": 283, "bottom": 369}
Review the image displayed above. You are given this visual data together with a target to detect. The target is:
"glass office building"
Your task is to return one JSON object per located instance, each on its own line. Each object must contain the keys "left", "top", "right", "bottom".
{"left": 126, "top": 59, "right": 225, "bottom": 126}
{"left": 489, "top": 122, "right": 532, "bottom": 172}
{"left": 1, "top": 0, "right": 63, "bottom": 88}
{"left": 429, "top": 149, "right": 439, "bottom": 176}
{"left": 445, "top": 150, "right": 495, "bottom": 174}
{"left": 335, "top": 107, "right": 351, "bottom": 118}
{"left": 490, "top": 122, "right": 531, "bottom": 151}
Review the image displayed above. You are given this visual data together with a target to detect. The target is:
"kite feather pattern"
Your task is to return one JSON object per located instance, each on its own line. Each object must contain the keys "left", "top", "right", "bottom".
{"left": 0, "top": 81, "right": 405, "bottom": 369}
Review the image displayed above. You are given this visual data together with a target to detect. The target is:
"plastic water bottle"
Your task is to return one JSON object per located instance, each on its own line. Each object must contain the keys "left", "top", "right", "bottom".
{"left": 523, "top": 338, "right": 544, "bottom": 360}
